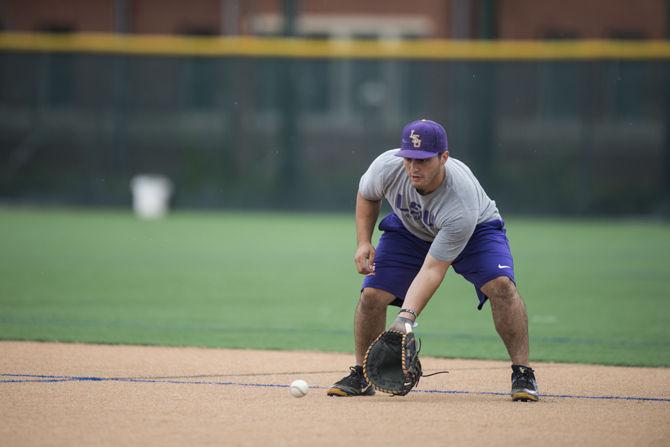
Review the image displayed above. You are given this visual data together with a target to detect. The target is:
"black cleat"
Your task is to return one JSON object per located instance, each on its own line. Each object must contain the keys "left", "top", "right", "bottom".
{"left": 511, "top": 364, "right": 539, "bottom": 402}
{"left": 327, "top": 366, "right": 375, "bottom": 397}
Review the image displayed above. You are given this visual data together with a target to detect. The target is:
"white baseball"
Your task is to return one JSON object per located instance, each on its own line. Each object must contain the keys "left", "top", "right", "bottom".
{"left": 289, "top": 379, "right": 309, "bottom": 398}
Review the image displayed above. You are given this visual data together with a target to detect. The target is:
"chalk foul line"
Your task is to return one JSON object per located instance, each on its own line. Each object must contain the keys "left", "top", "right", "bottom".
{"left": 2, "top": 373, "right": 669, "bottom": 403}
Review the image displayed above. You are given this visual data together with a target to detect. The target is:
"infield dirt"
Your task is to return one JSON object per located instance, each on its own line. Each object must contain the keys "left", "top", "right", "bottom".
{"left": 1, "top": 341, "right": 668, "bottom": 447}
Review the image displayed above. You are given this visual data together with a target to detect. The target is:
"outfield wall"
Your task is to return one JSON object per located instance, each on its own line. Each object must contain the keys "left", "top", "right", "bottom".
{"left": 1, "top": 34, "right": 669, "bottom": 214}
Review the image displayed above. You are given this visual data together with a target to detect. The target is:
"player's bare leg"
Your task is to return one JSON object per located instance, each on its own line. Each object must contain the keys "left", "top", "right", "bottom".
{"left": 482, "top": 276, "right": 529, "bottom": 364}
{"left": 482, "top": 276, "right": 539, "bottom": 401}
{"left": 327, "top": 287, "right": 395, "bottom": 396}
{"left": 354, "top": 287, "right": 396, "bottom": 365}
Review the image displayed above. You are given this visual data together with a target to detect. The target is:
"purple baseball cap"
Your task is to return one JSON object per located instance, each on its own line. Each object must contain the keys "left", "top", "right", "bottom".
{"left": 395, "top": 119, "right": 448, "bottom": 159}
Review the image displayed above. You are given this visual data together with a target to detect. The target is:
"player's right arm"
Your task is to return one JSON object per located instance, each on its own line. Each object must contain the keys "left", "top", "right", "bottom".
{"left": 355, "top": 150, "right": 392, "bottom": 275}
{"left": 354, "top": 193, "right": 381, "bottom": 275}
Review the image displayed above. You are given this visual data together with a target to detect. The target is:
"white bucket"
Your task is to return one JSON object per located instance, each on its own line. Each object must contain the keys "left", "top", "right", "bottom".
{"left": 130, "top": 175, "right": 173, "bottom": 219}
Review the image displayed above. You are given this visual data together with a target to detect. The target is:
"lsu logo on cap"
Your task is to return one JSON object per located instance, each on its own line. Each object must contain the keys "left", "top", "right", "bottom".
{"left": 409, "top": 129, "right": 421, "bottom": 148}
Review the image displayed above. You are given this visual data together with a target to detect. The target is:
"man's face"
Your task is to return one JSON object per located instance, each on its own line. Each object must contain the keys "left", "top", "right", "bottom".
{"left": 402, "top": 152, "right": 449, "bottom": 194}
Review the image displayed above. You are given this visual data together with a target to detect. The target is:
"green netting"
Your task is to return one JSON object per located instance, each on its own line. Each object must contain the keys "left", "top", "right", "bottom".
{"left": 0, "top": 52, "right": 668, "bottom": 214}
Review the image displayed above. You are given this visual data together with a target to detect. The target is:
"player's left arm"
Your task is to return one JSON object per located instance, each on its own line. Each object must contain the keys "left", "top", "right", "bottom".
{"left": 392, "top": 254, "right": 451, "bottom": 329}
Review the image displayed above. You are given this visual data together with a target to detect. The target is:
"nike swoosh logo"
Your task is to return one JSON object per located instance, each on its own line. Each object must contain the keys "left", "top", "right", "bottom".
{"left": 498, "top": 264, "right": 512, "bottom": 269}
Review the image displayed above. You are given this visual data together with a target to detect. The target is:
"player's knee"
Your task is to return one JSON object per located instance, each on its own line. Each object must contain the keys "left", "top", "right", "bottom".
{"left": 359, "top": 288, "right": 394, "bottom": 311}
{"left": 483, "top": 276, "right": 518, "bottom": 304}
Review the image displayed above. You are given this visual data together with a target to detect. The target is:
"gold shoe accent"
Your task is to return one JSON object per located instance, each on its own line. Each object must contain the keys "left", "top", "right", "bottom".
{"left": 512, "top": 390, "right": 539, "bottom": 402}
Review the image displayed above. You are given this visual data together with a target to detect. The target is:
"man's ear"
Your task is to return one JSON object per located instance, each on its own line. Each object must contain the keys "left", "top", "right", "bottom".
{"left": 442, "top": 151, "right": 450, "bottom": 163}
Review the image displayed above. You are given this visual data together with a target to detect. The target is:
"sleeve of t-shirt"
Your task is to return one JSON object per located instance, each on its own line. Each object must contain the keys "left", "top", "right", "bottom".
{"left": 357, "top": 152, "right": 389, "bottom": 200}
{"left": 428, "top": 210, "right": 478, "bottom": 262}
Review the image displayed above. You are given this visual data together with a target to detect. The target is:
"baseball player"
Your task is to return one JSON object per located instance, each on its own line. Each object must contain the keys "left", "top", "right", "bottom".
{"left": 327, "top": 119, "right": 539, "bottom": 401}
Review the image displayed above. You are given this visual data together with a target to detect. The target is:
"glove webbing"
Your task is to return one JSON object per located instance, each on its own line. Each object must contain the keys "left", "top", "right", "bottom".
{"left": 363, "top": 331, "right": 449, "bottom": 396}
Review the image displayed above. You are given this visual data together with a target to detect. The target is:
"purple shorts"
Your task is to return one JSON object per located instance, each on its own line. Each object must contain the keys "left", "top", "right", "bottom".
{"left": 361, "top": 213, "right": 516, "bottom": 310}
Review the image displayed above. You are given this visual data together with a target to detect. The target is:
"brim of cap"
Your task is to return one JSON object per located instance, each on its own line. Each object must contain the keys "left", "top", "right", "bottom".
{"left": 394, "top": 149, "right": 439, "bottom": 159}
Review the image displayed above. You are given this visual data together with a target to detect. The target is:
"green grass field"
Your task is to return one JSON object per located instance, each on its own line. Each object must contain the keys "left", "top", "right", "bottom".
{"left": 0, "top": 207, "right": 669, "bottom": 366}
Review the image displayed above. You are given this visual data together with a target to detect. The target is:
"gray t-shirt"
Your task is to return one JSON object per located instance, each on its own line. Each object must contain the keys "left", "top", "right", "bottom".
{"left": 358, "top": 149, "right": 501, "bottom": 262}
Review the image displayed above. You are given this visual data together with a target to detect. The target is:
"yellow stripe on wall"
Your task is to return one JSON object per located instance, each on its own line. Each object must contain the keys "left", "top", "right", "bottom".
{"left": 1, "top": 32, "right": 670, "bottom": 60}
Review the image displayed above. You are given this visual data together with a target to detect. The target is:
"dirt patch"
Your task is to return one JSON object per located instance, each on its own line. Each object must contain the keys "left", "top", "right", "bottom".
{"left": 1, "top": 341, "right": 668, "bottom": 447}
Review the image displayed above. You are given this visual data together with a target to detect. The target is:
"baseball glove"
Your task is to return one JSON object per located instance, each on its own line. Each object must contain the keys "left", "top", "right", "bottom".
{"left": 363, "top": 330, "right": 422, "bottom": 396}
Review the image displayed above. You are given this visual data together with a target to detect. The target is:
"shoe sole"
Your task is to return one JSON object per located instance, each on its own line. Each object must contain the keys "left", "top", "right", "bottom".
{"left": 512, "top": 390, "right": 539, "bottom": 402}
{"left": 326, "top": 386, "right": 375, "bottom": 397}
